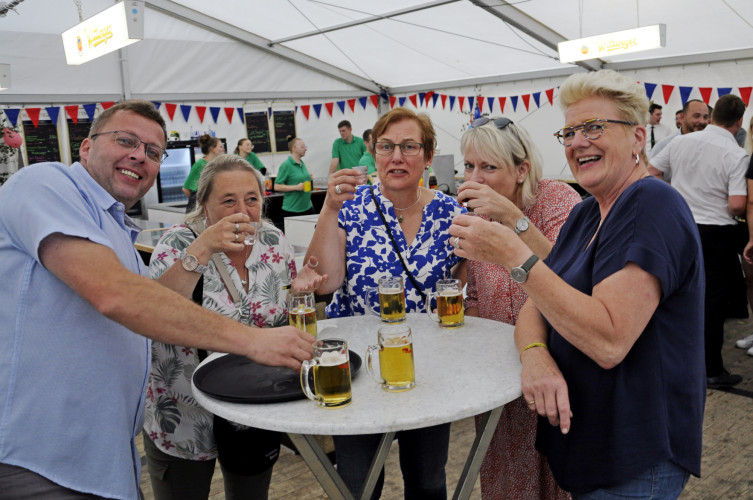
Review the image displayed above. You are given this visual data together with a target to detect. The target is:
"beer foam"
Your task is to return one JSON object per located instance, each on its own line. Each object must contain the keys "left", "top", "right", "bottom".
{"left": 383, "top": 336, "right": 409, "bottom": 347}
{"left": 439, "top": 290, "right": 461, "bottom": 297}
{"left": 381, "top": 287, "right": 402, "bottom": 294}
{"left": 319, "top": 351, "right": 348, "bottom": 366}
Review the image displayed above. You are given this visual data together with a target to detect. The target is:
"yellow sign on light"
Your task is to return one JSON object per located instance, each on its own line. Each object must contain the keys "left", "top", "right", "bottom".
{"left": 62, "top": 1, "right": 144, "bottom": 65}
{"left": 558, "top": 24, "right": 666, "bottom": 63}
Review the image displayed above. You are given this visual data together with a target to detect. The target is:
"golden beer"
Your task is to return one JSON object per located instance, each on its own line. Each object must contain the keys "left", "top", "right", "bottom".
{"left": 437, "top": 291, "right": 464, "bottom": 328}
{"left": 289, "top": 306, "right": 318, "bottom": 337}
{"left": 313, "top": 356, "right": 352, "bottom": 407}
{"left": 378, "top": 338, "right": 415, "bottom": 391}
{"left": 379, "top": 289, "right": 406, "bottom": 323}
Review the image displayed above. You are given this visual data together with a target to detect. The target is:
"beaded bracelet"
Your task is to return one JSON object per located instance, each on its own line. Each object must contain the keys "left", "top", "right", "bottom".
{"left": 519, "top": 342, "right": 548, "bottom": 359}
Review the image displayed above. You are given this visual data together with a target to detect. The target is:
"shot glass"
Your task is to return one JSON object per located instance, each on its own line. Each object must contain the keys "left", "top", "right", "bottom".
{"left": 243, "top": 221, "right": 262, "bottom": 245}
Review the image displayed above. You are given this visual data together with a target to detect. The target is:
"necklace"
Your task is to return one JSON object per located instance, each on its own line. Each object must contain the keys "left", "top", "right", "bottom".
{"left": 393, "top": 188, "right": 422, "bottom": 223}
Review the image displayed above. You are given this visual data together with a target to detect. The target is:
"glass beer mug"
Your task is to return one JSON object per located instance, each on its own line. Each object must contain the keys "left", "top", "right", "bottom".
{"left": 426, "top": 279, "right": 464, "bottom": 328}
{"left": 365, "top": 324, "right": 415, "bottom": 392}
{"left": 288, "top": 291, "right": 317, "bottom": 337}
{"left": 365, "top": 276, "right": 406, "bottom": 323}
{"left": 300, "top": 339, "right": 352, "bottom": 408}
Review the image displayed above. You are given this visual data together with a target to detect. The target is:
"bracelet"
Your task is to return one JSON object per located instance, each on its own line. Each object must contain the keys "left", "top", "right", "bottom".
{"left": 519, "top": 342, "right": 547, "bottom": 359}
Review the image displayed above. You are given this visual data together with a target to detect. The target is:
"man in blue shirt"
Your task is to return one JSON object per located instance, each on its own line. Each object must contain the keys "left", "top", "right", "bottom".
{"left": 0, "top": 100, "right": 313, "bottom": 499}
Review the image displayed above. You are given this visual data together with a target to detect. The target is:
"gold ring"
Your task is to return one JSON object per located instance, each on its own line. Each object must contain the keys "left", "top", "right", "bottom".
{"left": 527, "top": 400, "right": 535, "bottom": 405}
{"left": 454, "top": 236, "right": 461, "bottom": 249}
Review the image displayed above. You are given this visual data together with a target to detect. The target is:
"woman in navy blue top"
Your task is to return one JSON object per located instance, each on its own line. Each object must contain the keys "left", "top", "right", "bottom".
{"left": 449, "top": 69, "right": 705, "bottom": 498}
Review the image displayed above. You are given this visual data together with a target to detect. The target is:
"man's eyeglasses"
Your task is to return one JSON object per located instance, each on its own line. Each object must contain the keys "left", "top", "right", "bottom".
{"left": 554, "top": 119, "right": 637, "bottom": 147}
{"left": 91, "top": 130, "right": 168, "bottom": 163}
{"left": 471, "top": 116, "right": 528, "bottom": 160}
{"left": 374, "top": 141, "right": 424, "bottom": 156}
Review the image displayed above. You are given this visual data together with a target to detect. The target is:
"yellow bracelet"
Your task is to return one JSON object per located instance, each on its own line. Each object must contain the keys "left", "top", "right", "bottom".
{"left": 519, "top": 342, "right": 548, "bottom": 359}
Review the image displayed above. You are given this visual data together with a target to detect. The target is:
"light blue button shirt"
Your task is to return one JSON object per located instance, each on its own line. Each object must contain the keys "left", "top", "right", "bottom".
{"left": 0, "top": 163, "right": 150, "bottom": 499}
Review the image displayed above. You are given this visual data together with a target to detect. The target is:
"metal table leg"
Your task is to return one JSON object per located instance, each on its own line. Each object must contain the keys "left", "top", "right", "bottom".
{"left": 452, "top": 405, "right": 504, "bottom": 500}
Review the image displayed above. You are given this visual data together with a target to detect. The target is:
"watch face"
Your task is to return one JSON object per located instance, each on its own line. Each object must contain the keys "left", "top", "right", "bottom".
{"left": 516, "top": 218, "right": 529, "bottom": 232}
{"left": 182, "top": 253, "right": 199, "bottom": 271}
{"left": 511, "top": 267, "right": 526, "bottom": 283}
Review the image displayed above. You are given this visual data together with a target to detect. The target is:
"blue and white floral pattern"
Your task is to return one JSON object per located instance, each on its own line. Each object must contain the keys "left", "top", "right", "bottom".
{"left": 327, "top": 184, "right": 465, "bottom": 318}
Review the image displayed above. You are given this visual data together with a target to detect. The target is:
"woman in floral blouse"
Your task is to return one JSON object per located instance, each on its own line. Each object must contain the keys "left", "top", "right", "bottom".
{"left": 456, "top": 117, "right": 581, "bottom": 500}
{"left": 143, "top": 154, "right": 323, "bottom": 500}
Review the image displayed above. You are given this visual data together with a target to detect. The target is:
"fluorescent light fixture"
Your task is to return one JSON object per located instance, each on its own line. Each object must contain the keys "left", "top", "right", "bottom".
{"left": 558, "top": 24, "right": 666, "bottom": 63}
{"left": 62, "top": 1, "right": 144, "bottom": 65}
{"left": 0, "top": 64, "right": 9, "bottom": 90}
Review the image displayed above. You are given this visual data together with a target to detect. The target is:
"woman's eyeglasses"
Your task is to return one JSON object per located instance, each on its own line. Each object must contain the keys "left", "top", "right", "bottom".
{"left": 373, "top": 141, "right": 424, "bottom": 156}
{"left": 471, "top": 116, "right": 528, "bottom": 160}
{"left": 554, "top": 118, "right": 637, "bottom": 147}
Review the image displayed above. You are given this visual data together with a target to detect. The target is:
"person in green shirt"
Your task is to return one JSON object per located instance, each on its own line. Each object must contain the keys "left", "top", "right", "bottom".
{"left": 328, "top": 120, "right": 366, "bottom": 173}
{"left": 358, "top": 128, "right": 378, "bottom": 185}
{"left": 275, "top": 135, "right": 314, "bottom": 217}
{"left": 234, "top": 138, "right": 267, "bottom": 175}
{"left": 182, "top": 134, "right": 223, "bottom": 212}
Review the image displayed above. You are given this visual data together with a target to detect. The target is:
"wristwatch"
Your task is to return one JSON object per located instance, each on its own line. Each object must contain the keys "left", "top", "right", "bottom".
{"left": 511, "top": 254, "right": 539, "bottom": 284}
{"left": 513, "top": 216, "right": 530, "bottom": 235}
{"left": 180, "top": 251, "right": 208, "bottom": 274}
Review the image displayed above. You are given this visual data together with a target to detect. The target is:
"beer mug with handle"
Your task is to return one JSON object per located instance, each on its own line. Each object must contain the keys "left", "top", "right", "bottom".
{"left": 365, "top": 324, "right": 415, "bottom": 392}
{"left": 288, "top": 291, "right": 317, "bottom": 337}
{"left": 426, "top": 278, "right": 464, "bottom": 328}
{"left": 300, "top": 339, "right": 352, "bottom": 408}
{"left": 365, "top": 276, "right": 406, "bottom": 323}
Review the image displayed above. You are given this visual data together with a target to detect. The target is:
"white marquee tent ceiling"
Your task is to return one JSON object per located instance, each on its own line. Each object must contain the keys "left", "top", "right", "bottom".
{"left": 1, "top": 0, "right": 752, "bottom": 104}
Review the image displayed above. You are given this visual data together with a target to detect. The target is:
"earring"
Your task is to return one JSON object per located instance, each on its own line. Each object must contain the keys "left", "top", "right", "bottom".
{"left": 518, "top": 179, "right": 524, "bottom": 184}
{"left": 635, "top": 153, "right": 640, "bottom": 165}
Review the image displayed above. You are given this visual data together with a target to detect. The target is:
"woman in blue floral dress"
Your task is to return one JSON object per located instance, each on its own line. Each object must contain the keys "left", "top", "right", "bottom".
{"left": 144, "top": 154, "right": 323, "bottom": 500}
{"left": 305, "top": 108, "right": 467, "bottom": 500}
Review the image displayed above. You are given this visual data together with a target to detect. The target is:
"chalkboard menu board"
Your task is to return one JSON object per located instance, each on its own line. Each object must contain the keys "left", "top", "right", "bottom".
{"left": 273, "top": 110, "right": 296, "bottom": 153}
{"left": 23, "top": 120, "right": 61, "bottom": 164}
{"left": 244, "top": 112, "right": 271, "bottom": 154}
{"left": 67, "top": 119, "right": 92, "bottom": 164}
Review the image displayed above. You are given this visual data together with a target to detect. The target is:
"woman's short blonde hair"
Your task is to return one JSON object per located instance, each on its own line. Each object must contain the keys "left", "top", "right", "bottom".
{"left": 185, "top": 154, "right": 266, "bottom": 230}
{"left": 460, "top": 119, "right": 543, "bottom": 209}
{"left": 559, "top": 69, "right": 649, "bottom": 128}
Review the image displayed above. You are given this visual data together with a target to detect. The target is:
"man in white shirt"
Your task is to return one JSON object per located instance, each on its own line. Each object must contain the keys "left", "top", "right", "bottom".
{"left": 646, "top": 103, "right": 673, "bottom": 153}
{"left": 649, "top": 94, "right": 749, "bottom": 388}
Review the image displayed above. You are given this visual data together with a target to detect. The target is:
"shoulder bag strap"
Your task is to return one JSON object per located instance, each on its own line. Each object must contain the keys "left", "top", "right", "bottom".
{"left": 370, "top": 186, "right": 427, "bottom": 302}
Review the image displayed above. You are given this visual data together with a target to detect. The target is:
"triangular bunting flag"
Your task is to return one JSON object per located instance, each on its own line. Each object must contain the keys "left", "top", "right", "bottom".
{"left": 389, "top": 96, "right": 397, "bottom": 108}
{"left": 347, "top": 99, "right": 356, "bottom": 112}
{"left": 408, "top": 94, "right": 417, "bottom": 108}
{"left": 359, "top": 97, "right": 368, "bottom": 110}
{"left": 678, "top": 86, "right": 693, "bottom": 106}
{"left": 268, "top": 108, "right": 272, "bottom": 119}
{"left": 662, "top": 85, "right": 676, "bottom": 105}
{"left": 325, "top": 102, "right": 334, "bottom": 117}
{"left": 301, "top": 105, "right": 311, "bottom": 120}
{"left": 237, "top": 108, "right": 244, "bottom": 124}
{"left": 739, "top": 87, "right": 752, "bottom": 106}
{"left": 369, "top": 95, "right": 379, "bottom": 108}
{"left": 224, "top": 107, "right": 234, "bottom": 123}
{"left": 152, "top": 102, "right": 161, "bottom": 110}
{"left": 209, "top": 107, "right": 220, "bottom": 123}
{"left": 65, "top": 105, "right": 79, "bottom": 124}
{"left": 425, "top": 91, "right": 435, "bottom": 106}
{"left": 398, "top": 97, "right": 407, "bottom": 107}
{"left": 3, "top": 108, "right": 21, "bottom": 127}
{"left": 522, "top": 94, "right": 530, "bottom": 111}
{"left": 644, "top": 82, "right": 657, "bottom": 100}
{"left": 195, "top": 106, "right": 206, "bottom": 123}
{"left": 101, "top": 101, "right": 115, "bottom": 110}
{"left": 165, "top": 103, "right": 178, "bottom": 121}
{"left": 498, "top": 97, "right": 507, "bottom": 113}
{"left": 336, "top": 101, "right": 346, "bottom": 114}
{"left": 313, "top": 104, "right": 322, "bottom": 118}
{"left": 458, "top": 96, "right": 465, "bottom": 111}
{"left": 477, "top": 96, "right": 484, "bottom": 113}
{"left": 26, "top": 108, "right": 41, "bottom": 128}
{"left": 449, "top": 95, "right": 456, "bottom": 111}
{"left": 699, "top": 88, "right": 712, "bottom": 104}
{"left": 467, "top": 97, "right": 474, "bottom": 112}
{"left": 532, "top": 92, "right": 541, "bottom": 108}
{"left": 510, "top": 96, "right": 518, "bottom": 112}
{"left": 440, "top": 94, "right": 447, "bottom": 109}
{"left": 418, "top": 92, "right": 426, "bottom": 106}
{"left": 717, "top": 87, "right": 732, "bottom": 97}
{"left": 545, "top": 88, "right": 554, "bottom": 106}
{"left": 431, "top": 93, "right": 439, "bottom": 107}
{"left": 83, "top": 103, "right": 96, "bottom": 122}
{"left": 180, "top": 104, "right": 192, "bottom": 122}
{"left": 487, "top": 97, "right": 495, "bottom": 113}
{"left": 45, "top": 106, "right": 60, "bottom": 125}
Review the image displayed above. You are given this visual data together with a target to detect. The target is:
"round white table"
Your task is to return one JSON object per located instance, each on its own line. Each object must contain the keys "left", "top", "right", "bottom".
{"left": 193, "top": 313, "right": 522, "bottom": 500}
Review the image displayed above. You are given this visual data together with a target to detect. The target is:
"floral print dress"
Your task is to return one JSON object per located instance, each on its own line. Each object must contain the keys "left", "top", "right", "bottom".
{"left": 143, "top": 223, "right": 297, "bottom": 460}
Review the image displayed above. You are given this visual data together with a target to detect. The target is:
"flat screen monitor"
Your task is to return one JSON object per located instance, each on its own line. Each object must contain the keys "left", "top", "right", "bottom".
{"left": 158, "top": 142, "right": 195, "bottom": 203}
